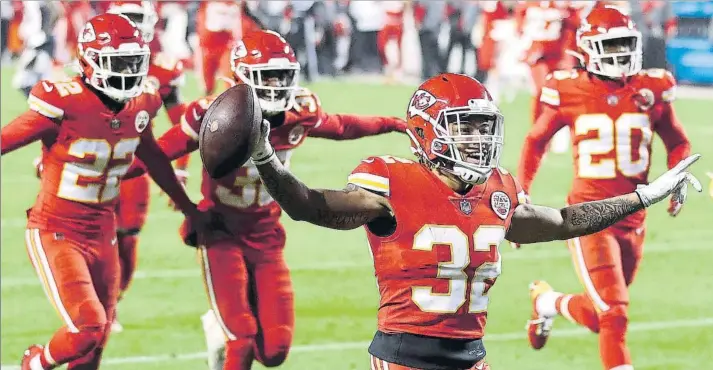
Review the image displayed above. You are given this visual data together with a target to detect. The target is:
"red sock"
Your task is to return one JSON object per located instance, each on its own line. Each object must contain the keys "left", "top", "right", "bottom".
{"left": 556, "top": 294, "right": 600, "bottom": 333}
{"left": 166, "top": 103, "right": 186, "bottom": 127}
{"left": 45, "top": 326, "right": 103, "bottom": 366}
{"left": 225, "top": 338, "right": 255, "bottom": 370}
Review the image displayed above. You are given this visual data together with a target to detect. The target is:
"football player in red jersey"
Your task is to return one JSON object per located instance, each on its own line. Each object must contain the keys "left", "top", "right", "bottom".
{"left": 105, "top": 0, "right": 189, "bottom": 333}
{"left": 124, "top": 29, "right": 407, "bottom": 370}
{"left": 248, "top": 71, "right": 700, "bottom": 370}
{"left": 1, "top": 14, "right": 217, "bottom": 370}
{"left": 519, "top": 7, "right": 693, "bottom": 370}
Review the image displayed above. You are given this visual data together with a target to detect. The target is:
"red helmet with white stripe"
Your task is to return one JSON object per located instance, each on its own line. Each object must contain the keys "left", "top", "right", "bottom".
{"left": 77, "top": 13, "right": 150, "bottom": 102}
{"left": 107, "top": 1, "right": 158, "bottom": 42}
{"left": 406, "top": 73, "right": 504, "bottom": 185}
{"left": 230, "top": 30, "right": 300, "bottom": 116}
{"left": 577, "top": 6, "right": 642, "bottom": 79}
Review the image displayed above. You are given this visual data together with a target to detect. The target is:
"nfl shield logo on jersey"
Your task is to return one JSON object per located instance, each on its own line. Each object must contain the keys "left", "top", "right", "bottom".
{"left": 459, "top": 199, "right": 473, "bottom": 215}
{"left": 110, "top": 118, "right": 121, "bottom": 130}
{"left": 490, "top": 191, "right": 511, "bottom": 220}
{"left": 135, "top": 111, "right": 149, "bottom": 133}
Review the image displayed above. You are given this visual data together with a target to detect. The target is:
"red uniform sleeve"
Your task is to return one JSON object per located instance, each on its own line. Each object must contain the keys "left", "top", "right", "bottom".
{"left": 1, "top": 110, "right": 58, "bottom": 154}
{"left": 347, "top": 157, "right": 392, "bottom": 197}
{"left": 310, "top": 113, "right": 407, "bottom": 140}
{"left": 650, "top": 71, "right": 691, "bottom": 169}
{"left": 517, "top": 104, "right": 567, "bottom": 193}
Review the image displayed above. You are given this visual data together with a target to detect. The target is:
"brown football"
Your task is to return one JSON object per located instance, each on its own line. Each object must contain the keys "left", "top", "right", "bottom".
{"left": 199, "top": 84, "right": 263, "bottom": 179}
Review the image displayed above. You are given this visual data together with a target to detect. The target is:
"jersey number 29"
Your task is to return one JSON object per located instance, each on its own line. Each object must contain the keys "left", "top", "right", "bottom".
{"left": 412, "top": 225, "right": 505, "bottom": 314}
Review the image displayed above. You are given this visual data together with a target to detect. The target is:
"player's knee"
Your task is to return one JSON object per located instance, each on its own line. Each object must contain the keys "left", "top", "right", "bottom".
{"left": 70, "top": 301, "right": 108, "bottom": 355}
{"left": 224, "top": 312, "right": 258, "bottom": 340}
{"left": 256, "top": 326, "right": 293, "bottom": 367}
{"left": 598, "top": 304, "right": 628, "bottom": 332}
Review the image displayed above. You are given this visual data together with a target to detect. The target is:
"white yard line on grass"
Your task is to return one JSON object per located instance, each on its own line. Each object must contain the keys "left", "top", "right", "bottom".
{"left": 2, "top": 317, "right": 712, "bottom": 369}
{"left": 2, "top": 240, "right": 710, "bottom": 289}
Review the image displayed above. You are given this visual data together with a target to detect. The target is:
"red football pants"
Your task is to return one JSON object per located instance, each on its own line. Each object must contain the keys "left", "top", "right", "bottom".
{"left": 115, "top": 175, "right": 150, "bottom": 295}
{"left": 196, "top": 43, "right": 232, "bottom": 96}
{"left": 198, "top": 225, "right": 294, "bottom": 370}
{"left": 24, "top": 228, "right": 119, "bottom": 369}
{"left": 370, "top": 355, "right": 490, "bottom": 370}
{"left": 377, "top": 24, "right": 404, "bottom": 68}
{"left": 561, "top": 225, "right": 645, "bottom": 370}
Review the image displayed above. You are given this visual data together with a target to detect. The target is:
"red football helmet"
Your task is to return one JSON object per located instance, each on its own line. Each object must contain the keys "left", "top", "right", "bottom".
{"left": 107, "top": 1, "right": 158, "bottom": 42}
{"left": 577, "top": 6, "right": 642, "bottom": 78}
{"left": 406, "top": 73, "right": 504, "bottom": 185}
{"left": 230, "top": 30, "right": 300, "bottom": 116}
{"left": 77, "top": 13, "right": 150, "bottom": 102}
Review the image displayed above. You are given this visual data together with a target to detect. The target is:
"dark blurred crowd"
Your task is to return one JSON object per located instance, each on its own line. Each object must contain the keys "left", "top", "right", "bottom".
{"left": 1, "top": 1, "right": 678, "bottom": 94}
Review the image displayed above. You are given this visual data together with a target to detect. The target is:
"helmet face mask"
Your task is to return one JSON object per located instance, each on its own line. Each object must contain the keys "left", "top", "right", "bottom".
{"left": 578, "top": 7, "right": 642, "bottom": 79}
{"left": 234, "top": 62, "right": 300, "bottom": 116}
{"left": 77, "top": 14, "right": 150, "bottom": 102}
{"left": 406, "top": 74, "right": 504, "bottom": 186}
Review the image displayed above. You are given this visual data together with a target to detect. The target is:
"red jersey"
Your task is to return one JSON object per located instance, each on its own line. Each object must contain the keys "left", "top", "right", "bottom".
{"left": 197, "top": 1, "right": 241, "bottom": 48}
{"left": 157, "top": 88, "right": 405, "bottom": 236}
{"left": 146, "top": 52, "right": 185, "bottom": 103}
{"left": 348, "top": 156, "right": 526, "bottom": 339}
{"left": 22, "top": 77, "right": 162, "bottom": 238}
{"left": 515, "top": 1, "right": 579, "bottom": 64}
{"left": 520, "top": 68, "right": 690, "bottom": 227}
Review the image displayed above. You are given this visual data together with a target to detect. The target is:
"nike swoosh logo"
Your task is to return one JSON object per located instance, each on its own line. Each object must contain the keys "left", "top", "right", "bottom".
{"left": 111, "top": 237, "right": 118, "bottom": 245}
{"left": 473, "top": 364, "right": 484, "bottom": 370}
{"left": 42, "top": 81, "right": 54, "bottom": 92}
{"left": 192, "top": 108, "right": 201, "bottom": 121}
{"left": 361, "top": 159, "right": 375, "bottom": 163}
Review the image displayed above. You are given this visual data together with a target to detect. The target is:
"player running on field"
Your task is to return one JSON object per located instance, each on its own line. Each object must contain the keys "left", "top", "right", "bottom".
{"left": 125, "top": 29, "right": 408, "bottom": 370}
{"left": 1, "top": 14, "right": 219, "bottom": 370}
{"left": 105, "top": 0, "right": 189, "bottom": 333}
{"left": 518, "top": 7, "right": 692, "bottom": 370}
{"left": 248, "top": 72, "right": 701, "bottom": 370}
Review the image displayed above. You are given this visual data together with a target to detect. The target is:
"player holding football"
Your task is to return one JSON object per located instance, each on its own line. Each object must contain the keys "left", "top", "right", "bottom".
{"left": 1, "top": 14, "right": 219, "bottom": 370}
{"left": 105, "top": 0, "right": 189, "bottom": 333}
{"left": 519, "top": 7, "right": 693, "bottom": 370}
{"left": 247, "top": 71, "right": 700, "bottom": 370}
{"left": 125, "top": 29, "right": 407, "bottom": 370}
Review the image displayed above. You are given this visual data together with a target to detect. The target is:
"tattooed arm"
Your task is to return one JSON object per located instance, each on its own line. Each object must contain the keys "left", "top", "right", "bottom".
{"left": 507, "top": 154, "right": 703, "bottom": 244}
{"left": 506, "top": 193, "right": 644, "bottom": 243}
{"left": 255, "top": 154, "right": 393, "bottom": 230}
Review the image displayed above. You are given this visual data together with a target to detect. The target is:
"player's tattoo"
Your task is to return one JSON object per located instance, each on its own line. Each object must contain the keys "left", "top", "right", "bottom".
{"left": 507, "top": 193, "right": 644, "bottom": 244}
{"left": 561, "top": 194, "right": 644, "bottom": 236}
{"left": 256, "top": 157, "right": 390, "bottom": 230}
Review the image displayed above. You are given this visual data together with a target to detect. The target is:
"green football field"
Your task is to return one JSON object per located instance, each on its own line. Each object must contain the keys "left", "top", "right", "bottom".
{"left": 2, "top": 68, "right": 712, "bottom": 370}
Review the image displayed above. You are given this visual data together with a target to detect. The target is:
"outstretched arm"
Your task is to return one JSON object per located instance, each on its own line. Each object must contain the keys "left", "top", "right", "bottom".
{"left": 252, "top": 120, "right": 392, "bottom": 230}
{"left": 1, "top": 111, "right": 57, "bottom": 155}
{"left": 309, "top": 113, "right": 407, "bottom": 140}
{"left": 506, "top": 193, "right": 644, "bottom": 243}
{"left": 507, "top": 154, "right": 702, "bottom": 244}
{"left": 256, "top": 154, "right": 392, "bottom": 230}
{"left": 124, "top": 119, "right": 199, "bottom": 179}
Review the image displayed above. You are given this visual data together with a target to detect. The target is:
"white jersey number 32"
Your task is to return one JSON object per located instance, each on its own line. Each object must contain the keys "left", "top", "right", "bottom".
{"left": 412, "top": 225, "right": 504, "bottom": 314}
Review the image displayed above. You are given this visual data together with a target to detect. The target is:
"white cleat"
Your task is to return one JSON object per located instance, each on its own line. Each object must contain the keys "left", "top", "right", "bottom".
{"left": 201, "top": 310, "right": 226, "bottom": 370}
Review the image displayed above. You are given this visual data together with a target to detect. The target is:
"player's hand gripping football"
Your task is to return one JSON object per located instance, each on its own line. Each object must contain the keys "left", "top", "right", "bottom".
{"left": 634, "top": 154, "right": 702, "bottom": 215}
{"left": 251, "top": 119, "right": 276, "bottom": 165}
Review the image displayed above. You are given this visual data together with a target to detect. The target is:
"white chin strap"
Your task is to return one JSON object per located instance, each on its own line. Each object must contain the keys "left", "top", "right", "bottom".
{"left": 453, "top": 165, "right": 491, "bottom": 185}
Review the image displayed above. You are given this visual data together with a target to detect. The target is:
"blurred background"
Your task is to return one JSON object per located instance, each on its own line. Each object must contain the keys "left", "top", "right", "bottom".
{"left": 2, "top": 2, "right": 713, "bottom": 369}
{"left": 2, "top": 0, "right": 713, "bottom": 99}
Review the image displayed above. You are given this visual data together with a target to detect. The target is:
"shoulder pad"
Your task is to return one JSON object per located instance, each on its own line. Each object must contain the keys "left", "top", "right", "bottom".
{"left": 346, "top": 156, "right": 412, "bottom": 196}
{"left": 639, "top": 69, "right": 676, "bottom": 103}
{"left": 27, "top": 79, "right": 86, "bottom": 120}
